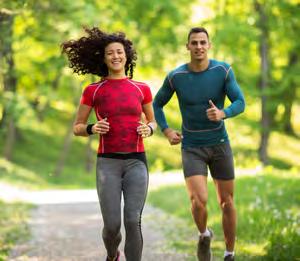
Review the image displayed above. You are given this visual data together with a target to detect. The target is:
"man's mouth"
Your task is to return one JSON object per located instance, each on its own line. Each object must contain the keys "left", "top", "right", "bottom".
{"left": 195, "top": 51, "right": 204, "bottom": 54}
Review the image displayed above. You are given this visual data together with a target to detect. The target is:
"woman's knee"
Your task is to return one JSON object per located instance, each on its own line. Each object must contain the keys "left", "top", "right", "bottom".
{"left": 103, "top": 221, "right": 121, "bottom": 238}
{"left": 124, "top": 213, "right": 141, "bottom": 231}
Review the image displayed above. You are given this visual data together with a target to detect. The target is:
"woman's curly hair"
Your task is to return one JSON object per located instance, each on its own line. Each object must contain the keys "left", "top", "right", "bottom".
{"left": 61, "top": 27, "right": 137, "bottom": 79}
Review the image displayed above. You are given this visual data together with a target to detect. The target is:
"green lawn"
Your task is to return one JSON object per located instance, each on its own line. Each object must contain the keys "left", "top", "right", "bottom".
{"left": 0, "top": 201, "right": 32, "bottom": 260}
{"left": 147, "top": 171, "right": 300, "bottom": 260}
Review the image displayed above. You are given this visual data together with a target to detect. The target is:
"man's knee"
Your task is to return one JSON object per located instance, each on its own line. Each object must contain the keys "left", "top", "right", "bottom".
{"left": 190, "top": 194, "right": 207, "bottom": 212}
{"left": 220, "top": 197, "right": 235, "bottom": 213}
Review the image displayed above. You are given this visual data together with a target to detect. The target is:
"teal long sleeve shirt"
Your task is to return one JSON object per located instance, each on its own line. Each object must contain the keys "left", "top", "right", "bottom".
{"left": 153, "top": 59, "right": 245, "bottom": 148}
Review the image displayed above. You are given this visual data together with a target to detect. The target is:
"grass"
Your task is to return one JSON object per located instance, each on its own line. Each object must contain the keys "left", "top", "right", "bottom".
{"left": 0, "top": 105, "right": 99, "bottom": 189}
{"left": 147, "top": 171, "right": 300, "bottom": 260}
{"left": 0, "top": 200, "right": 32, "bottom": 261}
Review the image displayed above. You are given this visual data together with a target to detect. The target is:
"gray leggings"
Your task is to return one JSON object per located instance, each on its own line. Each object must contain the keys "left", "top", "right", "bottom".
{"left": 96, "top": 155, "right": 148, "bottom": 261}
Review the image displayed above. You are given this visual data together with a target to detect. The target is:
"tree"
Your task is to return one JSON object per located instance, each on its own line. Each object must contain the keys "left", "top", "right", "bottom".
{"left": 273, "top": 2, "right": 300, "bottom": 135}
{"left": 255, "top": 0, "right": 271, "bottom": 165}
{"left": 0, "top": 8, "right": 18, "bottom": 160}
{"left": 200, "top": 0, "right": 300, "bottom": 165}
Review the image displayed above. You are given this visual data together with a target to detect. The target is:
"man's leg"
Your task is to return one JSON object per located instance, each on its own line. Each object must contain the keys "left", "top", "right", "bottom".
{"left": 186, "top": 175, "right": 213, "bottom": 261}
{"left": 209, "top": 142, "right": 236, "bottom": 256}
{"left": 214, "top": 179, "right": 236, "bottom": 252}
{"left": 182, "top": 147, "right": 213, "bottom": 260}
{"left": 185, "top": 175, "right": 208, "bottom": 233}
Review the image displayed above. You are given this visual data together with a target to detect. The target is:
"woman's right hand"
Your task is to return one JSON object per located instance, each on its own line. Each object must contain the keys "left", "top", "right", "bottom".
{"left": 92, "top": 118, "right": 110, "bottom": 135}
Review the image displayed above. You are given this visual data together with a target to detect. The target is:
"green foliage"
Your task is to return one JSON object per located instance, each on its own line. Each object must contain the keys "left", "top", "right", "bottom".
{"left": 147, "top": 172, "right": 300, "bottom": 260}
{"left": 264, "top": 228, "right": 300, "bottom": 261}
{"left": 1, "top": 0, "right": 300, "bottom": 170}
{"left": 0, "top": 200, "right": 31, "bottom": 260}
{"left": 1, "top": 1, "right": 299, "bottom": 259}
{"left": 203, "top": 0, "right": 300, "bottom": 133}
{"left": 0, "top": 91, "right": 36, "bottom": 127}
{"left": 0, "top": 105, "right": 97, "bottom": 189}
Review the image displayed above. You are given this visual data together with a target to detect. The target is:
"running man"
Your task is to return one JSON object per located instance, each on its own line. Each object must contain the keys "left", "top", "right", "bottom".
{"left": 153, "top": 27, "right": 245, "bottom": 261}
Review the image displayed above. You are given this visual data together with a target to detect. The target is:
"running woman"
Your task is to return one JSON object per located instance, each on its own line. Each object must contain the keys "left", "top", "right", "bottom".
{"left": 153, "top": 27, "right": 245, "bottom": 261}
{"left": 61, "top": 27, "right": 156, "bottom": 261}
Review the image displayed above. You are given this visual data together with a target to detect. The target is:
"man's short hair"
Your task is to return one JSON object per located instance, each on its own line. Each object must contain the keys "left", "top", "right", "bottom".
{"left": 187, "top": 27, "right": 209, "bottom": 41}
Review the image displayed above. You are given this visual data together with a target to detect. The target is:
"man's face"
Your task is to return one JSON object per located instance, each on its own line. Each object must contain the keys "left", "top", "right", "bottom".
{"left": 186, "top": 32, "right": 211, "bottom": 62}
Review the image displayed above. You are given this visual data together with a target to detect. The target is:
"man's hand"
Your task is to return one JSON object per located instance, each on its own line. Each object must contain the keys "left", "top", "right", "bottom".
{"left": 206, "top": 100, "right": 225, "bottom": 121}
{"left": 163, "top": 128, "right": 182, "bottom": 145}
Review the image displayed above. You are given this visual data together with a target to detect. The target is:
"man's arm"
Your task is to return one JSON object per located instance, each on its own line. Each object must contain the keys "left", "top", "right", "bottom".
{"left": 153, "top": 76, "right": 182, "bottom": 145}
{"left": 153, "top": 76, "right": 175, "bottom": 131}
{"left": 223, "top": 67, "right": 245, "bottom": 118}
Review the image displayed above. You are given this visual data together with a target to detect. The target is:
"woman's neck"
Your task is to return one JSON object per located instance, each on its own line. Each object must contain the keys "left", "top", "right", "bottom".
{"left": 107, "top": 70, "right": 126, "bottom": 79}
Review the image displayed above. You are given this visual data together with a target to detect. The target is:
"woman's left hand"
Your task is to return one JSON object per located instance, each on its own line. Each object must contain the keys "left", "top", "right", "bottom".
{"left": 137, "top": 121, "right": 152, "bottom": 138}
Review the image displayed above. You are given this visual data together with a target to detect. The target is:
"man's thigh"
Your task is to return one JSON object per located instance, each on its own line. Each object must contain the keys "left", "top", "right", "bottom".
{"left": 182, "top": 147, "right": 209, "bottom": 178}
{"left": 182, "top": 147, "right": 211, "bottom": 203}
{"left": 209, "top": 143, "right": 235, "bottom": 180}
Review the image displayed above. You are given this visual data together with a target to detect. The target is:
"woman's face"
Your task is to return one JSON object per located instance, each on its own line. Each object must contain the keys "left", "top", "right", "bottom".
{"left": 104, "top": 42, "right": 127, "bottom": 75}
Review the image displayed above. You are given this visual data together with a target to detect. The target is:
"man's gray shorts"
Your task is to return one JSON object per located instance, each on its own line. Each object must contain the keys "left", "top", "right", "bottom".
{"left": 182, "top": 142, "right": 234, "bottom": 180}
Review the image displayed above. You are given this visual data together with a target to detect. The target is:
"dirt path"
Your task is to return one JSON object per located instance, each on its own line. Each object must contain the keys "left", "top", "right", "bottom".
{"left": 4, "top": 172, "right": 194, "bottom": 260}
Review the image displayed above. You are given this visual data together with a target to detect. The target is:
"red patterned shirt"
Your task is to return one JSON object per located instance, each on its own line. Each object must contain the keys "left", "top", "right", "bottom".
{"left": 80, "top": 77, "right": 152, "bottom": 153}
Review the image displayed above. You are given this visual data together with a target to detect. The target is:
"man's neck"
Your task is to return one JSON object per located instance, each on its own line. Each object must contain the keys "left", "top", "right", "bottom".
{"left": 188, "top": 59, "right": 209, "bottom": 72}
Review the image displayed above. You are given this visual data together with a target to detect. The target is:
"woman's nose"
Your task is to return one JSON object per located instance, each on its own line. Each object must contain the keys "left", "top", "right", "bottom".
{"left": 112, "top": 52, "right": 119, "bottom": 58}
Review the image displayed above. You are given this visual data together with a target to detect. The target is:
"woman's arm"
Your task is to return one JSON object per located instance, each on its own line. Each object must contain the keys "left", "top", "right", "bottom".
{"left": 137, "top": 102, "right": 157, "bottom": 138}
{"left": 73, "top": 104, "right": 93, "bottom": 136}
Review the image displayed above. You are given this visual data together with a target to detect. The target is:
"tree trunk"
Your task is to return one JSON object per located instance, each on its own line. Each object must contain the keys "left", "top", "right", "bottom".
{"left": 0, "top": 9, "right": 17, "bottom": 160}
{"left": 255, "top": 1, "right": 271, "bottom": 165}
{"left": 53, "top": 82, "right": 82, "bottom": 177}
{"left": 281, "top": 52, "right": 298, "bottom": 135}
{"left": 3, "top": 119, "right": 16, "bottom": 160}
{"left": 33, "top": 71, "right": 63, "bottom": 122}
{"left": 53, "top": 115, "right": 75, "bottom": 176}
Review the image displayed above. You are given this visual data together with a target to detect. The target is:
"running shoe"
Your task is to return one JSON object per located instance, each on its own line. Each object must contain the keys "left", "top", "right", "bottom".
{"left": 224, "top": 254, "right": 234, "bottom": 261}
{"left": 197, "top": 228, "right": 213, "bottom": 261}
{"left": 106, "top": 250, "right": 120, "bottom": 261}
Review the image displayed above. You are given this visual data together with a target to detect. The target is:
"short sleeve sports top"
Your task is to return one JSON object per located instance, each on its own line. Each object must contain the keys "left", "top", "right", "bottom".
{"left": 81, "top": 77, "right": 152, "bottom": 154}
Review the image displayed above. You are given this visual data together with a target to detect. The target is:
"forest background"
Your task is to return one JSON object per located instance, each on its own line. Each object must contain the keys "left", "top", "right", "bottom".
{"left": 0, "top": 0, "right": 299, "bottom": 260}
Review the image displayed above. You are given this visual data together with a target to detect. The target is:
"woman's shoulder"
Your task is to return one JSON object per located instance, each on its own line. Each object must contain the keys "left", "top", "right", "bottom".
{"left": 84, "top": 80, "right": 105, "bottom": 90}
{"left": 127, "top": 79, "right": 151, "bottom": 89}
